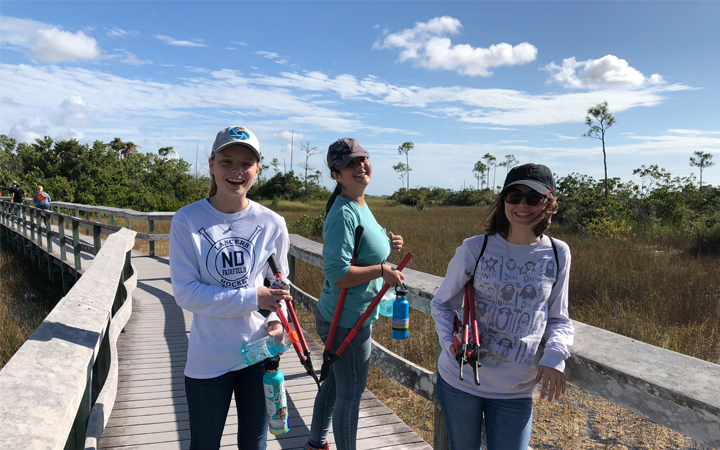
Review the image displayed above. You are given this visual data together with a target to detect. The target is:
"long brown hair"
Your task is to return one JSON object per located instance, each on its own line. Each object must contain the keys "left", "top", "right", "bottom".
{"left": 484, "top": 191, "right": 558, "bottom": 237}
{"left": 324, "top": 168, "right": 342, "bottom": 215}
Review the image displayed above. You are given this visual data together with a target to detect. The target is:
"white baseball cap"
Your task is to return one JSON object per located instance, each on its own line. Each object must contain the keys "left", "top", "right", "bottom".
{"left": 211, "top": 126, "right": 261, "bottom": 160}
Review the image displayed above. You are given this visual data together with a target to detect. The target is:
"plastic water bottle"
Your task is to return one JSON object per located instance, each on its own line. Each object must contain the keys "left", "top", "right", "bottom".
{"left": 378, "top": 290, "right": 396, "bottom": 317}
{"left": 392, "top": 285, "right": 409, "bottom": 340}
{"left": 263, "top": 357, "right": 290, "bottom": 435}
{"left": 241, "top": 333, "right": 291, "bottom": 366}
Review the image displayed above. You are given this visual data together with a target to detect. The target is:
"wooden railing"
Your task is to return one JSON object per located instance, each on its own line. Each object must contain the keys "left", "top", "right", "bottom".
{"left": 286, "top": 234, "right": 720, "bottom": 449}
{"left": 0, "top": 199, "right": 137, "bottom": 450}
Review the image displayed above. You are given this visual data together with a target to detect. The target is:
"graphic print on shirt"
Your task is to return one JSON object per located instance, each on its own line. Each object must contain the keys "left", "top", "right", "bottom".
{"left": 199, "top": 225, "right": 263, "bottom": 288}
{"left": 474, "top": 251, "right": 557, "bottom": 367}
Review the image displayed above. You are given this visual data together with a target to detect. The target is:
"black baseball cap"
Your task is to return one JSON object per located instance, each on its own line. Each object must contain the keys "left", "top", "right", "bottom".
{"left": 502, "top": 163, "right": 556, "bottom": 196}
{"left": 327, "top": 138, "right": 370, "bottom": 171}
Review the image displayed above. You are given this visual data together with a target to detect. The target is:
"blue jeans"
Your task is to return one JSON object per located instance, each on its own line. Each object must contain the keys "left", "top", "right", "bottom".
{"left": 436, "top": 373, "right": 533, "bottom": 450}
{"left": 307, "top": 309, "right": 372, "bottom": 450}
{"left": 185, "top": 363, "right": 268, "bottom": 450}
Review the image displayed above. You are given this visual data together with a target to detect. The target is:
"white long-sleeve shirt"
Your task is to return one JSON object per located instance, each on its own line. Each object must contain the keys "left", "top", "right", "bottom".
{"left": 169, "top": 199, "right": 289, "bottom": 379}
{"left": 431, "top": 233, "right": 574, "bottom": 399}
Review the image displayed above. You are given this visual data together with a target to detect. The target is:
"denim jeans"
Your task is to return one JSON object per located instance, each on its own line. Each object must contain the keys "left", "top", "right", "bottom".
{"left": 307, "top": 309, "right": 372, "bottom": 450}
{"left": 436, "top": 373, "right": 533, "bottom": 450}
{"left": 185, "top": 363, "right": 268, "bottom": 450}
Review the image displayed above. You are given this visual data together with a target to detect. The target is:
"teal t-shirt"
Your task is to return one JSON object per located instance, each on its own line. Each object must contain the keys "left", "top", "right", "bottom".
{"left": 318, "top": 196, "right": 391, "bottom": 328}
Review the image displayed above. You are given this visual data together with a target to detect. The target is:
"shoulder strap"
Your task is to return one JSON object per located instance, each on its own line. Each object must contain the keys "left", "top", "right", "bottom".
{"left": 549, "top": 237, "right": 560, "bottom": 288}
{"left": 470, "top": 234, "right": 489, "bottom": 281}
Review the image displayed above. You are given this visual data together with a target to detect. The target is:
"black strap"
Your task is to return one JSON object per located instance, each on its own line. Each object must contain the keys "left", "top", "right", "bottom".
{"left": 470, "top": 234, "right": 489, "bottom": 282}
{"left": 549, "top": 236, "right": 560, "bottom": 289}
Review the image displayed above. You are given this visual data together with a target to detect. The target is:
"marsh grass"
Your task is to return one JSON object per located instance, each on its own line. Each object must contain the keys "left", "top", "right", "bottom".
{"left": 272, "top": 198, "right": 719, "bottom": 449}
{"left": 0, "top": 244, "right": 64, "bottom": 369}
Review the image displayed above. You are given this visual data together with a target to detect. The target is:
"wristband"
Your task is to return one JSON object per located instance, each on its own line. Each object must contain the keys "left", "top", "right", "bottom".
{"left": 380, "top": 264, "right": 384, "bottom": 278}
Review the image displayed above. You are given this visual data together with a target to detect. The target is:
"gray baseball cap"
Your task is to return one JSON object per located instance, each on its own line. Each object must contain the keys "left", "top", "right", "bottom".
{"left": 326, "top": 138, "right": 370, "bottom": 171}
{"left": 211, "top": 126, "right": 261, "bottom": 160}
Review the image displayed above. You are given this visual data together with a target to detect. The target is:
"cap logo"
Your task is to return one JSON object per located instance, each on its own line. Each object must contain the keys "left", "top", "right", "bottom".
{"left": 229, "top": 127, "right": 250, "bottom": 141}
{"left": 523, "top": 164, "right": 536, "bottom": 175}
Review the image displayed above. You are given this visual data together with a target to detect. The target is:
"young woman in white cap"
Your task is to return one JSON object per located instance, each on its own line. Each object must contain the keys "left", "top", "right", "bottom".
{"left": 431, "top": 163, "right": 574, "bottom": 450}
{"left": 169, "top": 126, "right": 292, "bottom": 450}
{"left": 305, "top": 138, "right": 405, "bottom": 450}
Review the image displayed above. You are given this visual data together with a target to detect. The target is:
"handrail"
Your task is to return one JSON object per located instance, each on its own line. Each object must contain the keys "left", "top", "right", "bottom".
{"left": 0, "top": 199, "right": 172, "bottom": 256}
{"left": 0, "top": 203, "right": 137, "bottom": 450}
{"left": 287, "top": 233, "right": 720, "bottom": 448}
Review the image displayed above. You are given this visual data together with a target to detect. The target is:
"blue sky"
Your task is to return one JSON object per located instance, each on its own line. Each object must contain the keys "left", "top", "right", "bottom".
{"left": 1, "top": 1, "right": 719, "bottom": 195}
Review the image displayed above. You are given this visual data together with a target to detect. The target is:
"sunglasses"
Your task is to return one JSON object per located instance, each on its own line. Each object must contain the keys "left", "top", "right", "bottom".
{"left": 504, "top": 191, "right": 548, "bottom": 206}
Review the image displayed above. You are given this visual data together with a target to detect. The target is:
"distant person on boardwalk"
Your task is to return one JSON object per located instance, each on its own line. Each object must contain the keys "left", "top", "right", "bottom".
{"left": 431, "top": 163, "right": 574, "bottom": 450}
{"left": 9, "top": 181, "right": 25, "bottom": 204}
{"left": 32, "top": 185, "right": 51, "bottom": 210}
{"left": 305, "top": 138, "right": 404, "bottom": 450}
{"left": 169, "top": 126, "right": 292, "bottom": 450}
{"left": 9, "top": 181, "right": 25, "bottom": 217}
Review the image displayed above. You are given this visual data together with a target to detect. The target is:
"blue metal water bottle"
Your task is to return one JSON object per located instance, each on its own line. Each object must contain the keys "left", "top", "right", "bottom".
{"left": 263, "top": 357, "right": 289, "bottom": 435}
{"left": 392, "top": 284, "right": 409, "bottom": 340}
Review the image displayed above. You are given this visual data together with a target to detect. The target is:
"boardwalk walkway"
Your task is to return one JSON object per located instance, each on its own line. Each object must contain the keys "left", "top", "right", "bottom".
{"left": 100, "top": 253, "right": 431, "bottom": 450}
{"left": 8, "top": 216, "right": 431, "bottom": 450}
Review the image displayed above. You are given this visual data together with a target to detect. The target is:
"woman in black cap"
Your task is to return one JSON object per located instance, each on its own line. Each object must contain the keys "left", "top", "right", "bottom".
{"left": 305, "top": 138, "right": 404, "bottom": 450}
{"left": 431, "top": 163, "right": 574, "bottom": 450}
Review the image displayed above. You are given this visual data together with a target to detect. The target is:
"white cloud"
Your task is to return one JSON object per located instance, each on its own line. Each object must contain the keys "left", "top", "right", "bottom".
{"left": 154, "top": 34, "right": 208, "bottom": 47}
{"left": 55, "top": 129, "right": 86, "bottom": 141}
{"left": 277, "top": 131, "right": 306, "bottom": 141}
{"left": 252, "top": 70, "right": 693, "bottom": 126}
{"left": 1, "top": 96, "right": 20, "bottom": 106}
{"left": 232, "top": 41, "right": 248, "bottom": 46}
{"left": 543, "top": 55, "right": 663, "bottom": 89}
{"left": 51, "top": 95, "right": 92, "bottom": 126}
{"left": 122, "top": 52, "right": 152, "bottom": 66}
{"left": 374, "top": 16, "right": 537, "bottom": 77}
{"left": 9, "top": 117, "right": 49, "bottom": 143}
{"left": 0, "top": 16, "right": 100, "bottom": 62}
{"left": 32, "top": 28, "right": 100, "bottom": 62}
{"left": 667, "top": 129, "right": 720, "bottom": 136}
{"left": 106, "top": 27, "right": 138, "bottom": 38}
{"left": 257, "top": 51, "right": 288, "bottom": 64}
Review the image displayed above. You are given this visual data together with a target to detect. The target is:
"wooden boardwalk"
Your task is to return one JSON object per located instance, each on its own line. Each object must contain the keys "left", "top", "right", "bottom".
{"left": 98, "top": 253, "right": 432, "bottom": 450}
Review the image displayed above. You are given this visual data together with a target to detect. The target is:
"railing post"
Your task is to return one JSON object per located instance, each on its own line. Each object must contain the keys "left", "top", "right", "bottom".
{"left": 109, "top": 214, "right": 114, "bottom": 226}
{"left": 85, "top": 210, "right": 90, "bottom": 235}
{"left": 288, "top": 254, "right": 296, "bottom": 284}
{"left": 37, "top": 210, "right": 43, "bottom": 249}
{"left": 433, "top": 338, "right": 451, "bottom": 450}
{"left": 148, "top": 218, "right": 155, "bottom": 257}
{"left": 30, "top": 207, "right": 36, "bottom": 240}
{"left": 45, "top": 212, "right": 53, "bottom": 255}
{"left": 73, "top": 219, "right": 81, "bottom": 271}
{"left": 125, "top": 216, "right": 130, "bottom": 228}
{"left": 58, "top": 215, "right": 66, "bottom": 262}
{"left": 22, "top": 205, "right": 27, "bottom": 238}
{"left": 93, "top": 224, "right": 102, "bottom": 255}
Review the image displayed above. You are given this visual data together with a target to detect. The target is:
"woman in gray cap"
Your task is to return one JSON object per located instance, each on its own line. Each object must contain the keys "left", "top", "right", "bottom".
{"left": 305, "top": 138, "right": 405, "bottom": 450}
{"left": 169, "top": 126, "right": 292, "bottom": 450}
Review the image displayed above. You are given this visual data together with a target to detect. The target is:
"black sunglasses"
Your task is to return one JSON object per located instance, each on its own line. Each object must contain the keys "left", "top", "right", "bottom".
{"left": 504, "top": 191, "right": 548, "bottom": 206}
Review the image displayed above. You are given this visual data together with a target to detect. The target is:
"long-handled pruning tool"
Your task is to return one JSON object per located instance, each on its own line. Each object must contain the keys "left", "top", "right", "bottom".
{"left": 452, "top": 280, "right": 487, "bottom": 385}
{"left": 319, "top": 224, "right": 413, "bottom": 382}
{"left": 267, "top": 254, "right": 321, "bottom": 390}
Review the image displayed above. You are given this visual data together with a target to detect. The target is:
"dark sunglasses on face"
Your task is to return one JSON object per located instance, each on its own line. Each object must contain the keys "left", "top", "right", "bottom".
{"left": 504, "top": 191, "right": 548, "bottom": 206}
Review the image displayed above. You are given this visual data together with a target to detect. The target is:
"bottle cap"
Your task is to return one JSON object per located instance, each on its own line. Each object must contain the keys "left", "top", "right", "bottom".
{"left": 395, "top": 283, "right": 408, "bottom": 297}
{"left": 264, "top": 356, "right": 280, "bottom": 371}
